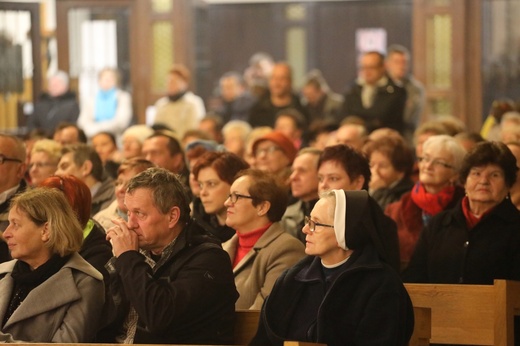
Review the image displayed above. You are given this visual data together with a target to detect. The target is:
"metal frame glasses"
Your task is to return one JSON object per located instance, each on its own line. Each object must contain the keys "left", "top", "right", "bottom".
{"left": 304, "top": 215, "right": 335, "bottom": 233}
{"left": 0, "top": 154, "right": 22, "bottom": 165}
{"left": 417, "top": 156, "right": 454, "bottom": 169}
{"left": 227, "top": 192, "right": 254, "bottom": 204}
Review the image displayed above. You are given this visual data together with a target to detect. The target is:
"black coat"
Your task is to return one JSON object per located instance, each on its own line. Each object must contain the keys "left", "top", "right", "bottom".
{"left": 80, "top": 219, "right": 112, "bottom": 283}
{"left": 103, "top": 220, "right": 238, "bottom": 344}
{"left": 251, "top": 245, "right": 414, "bottom": 346}
{"left": 403, "top": 198, "right": 520, "bottom": 284}
{"left": 249, "top": 92, "right": 309, "bottom": 128}
{"left": 29, "top": 92, "right": 80, "bottom": 136}
{"left": 192, "top": 198, "right": 235, "bottom": 243}
{"left": 342, "top": 77, "right": 406, "bottom": 134}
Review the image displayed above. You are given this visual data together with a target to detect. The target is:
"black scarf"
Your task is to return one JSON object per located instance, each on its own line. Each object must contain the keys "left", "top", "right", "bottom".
{"left": 3, "top": 254, "right": 70, "bottom": 327}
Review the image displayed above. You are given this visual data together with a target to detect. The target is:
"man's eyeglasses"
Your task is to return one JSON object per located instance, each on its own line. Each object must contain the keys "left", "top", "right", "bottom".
{"left": 305, "top": 216, "right": 335, "bottom": 233}
{"left": 417, "top": 156, "right": 454, "bottom": 169}
{"left": 227, "top": 192, "right": 254, "bottom": 204}
{"left": 0, "top": 154, "right": 22, "bottom": 165}
{"left": 255, "top": 146, "right": 281, "bottom": 157}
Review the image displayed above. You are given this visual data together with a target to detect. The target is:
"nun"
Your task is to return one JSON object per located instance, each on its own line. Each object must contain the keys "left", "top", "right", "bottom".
{"left": 251, "top": 189, "right": 414, "bottom": 346}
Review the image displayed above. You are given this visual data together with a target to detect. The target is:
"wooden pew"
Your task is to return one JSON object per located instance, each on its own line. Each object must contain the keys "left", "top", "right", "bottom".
{"left": 238, "top": 308, "right": 430, "bottom": 346}
{"left": 235, "top": 309, "right": 260, "bottom": 345}
{"left": 6, "top": 307, "right": 429, "bottom": 346}
{"left": 410, "top": 306, "right": 432, "bottom": 346}
{"left": 405, "top": 279, "right": 520, "bottom": 345}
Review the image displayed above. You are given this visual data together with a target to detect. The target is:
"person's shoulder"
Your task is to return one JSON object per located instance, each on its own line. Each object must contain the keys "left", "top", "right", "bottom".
{"left": 65, "top": 252, "right": 104, "bottom": 281}
{"left": 0, "top": 259, "right": 16, "bottom": 275}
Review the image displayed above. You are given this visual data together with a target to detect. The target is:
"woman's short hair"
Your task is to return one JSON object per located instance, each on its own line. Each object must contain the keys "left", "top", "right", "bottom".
{"left": 235, "top": 168, "right": 288, "bottom": 222}
{"left": 422, "top": 135, "right": 467, "bottom": 172}
{"left": 363, "top": 137, "right": 414, "bottom": 177}
{"left": 222, "top": 120, "right": 252, "bottom": 140}
{"left": 127, "top": 167, "right": 191, "bottom": 225}
{"left": 459, "top": 141, "right": 518, "bottom": 188}
{"left": 10, "top": 187, "right": 82, "bottom": 256}
{"left": 192, "top": 151, "right": 249, "bottom": 184}
{"left": 31, "top": 139, "right": 62, "bottom": 163}
{"left": 318, "top": 144, "right": 371, "bottom": 190}
{"left": 39, "top": 175, "right": 92, "bottom": 228}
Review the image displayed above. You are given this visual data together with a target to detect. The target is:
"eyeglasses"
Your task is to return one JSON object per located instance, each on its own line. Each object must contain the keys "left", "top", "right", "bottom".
{"left": 305, "top": 216, "right": 334, "bottom": 233}
{"left": 417, "top": 156, "right": 454, "bottom": 169}
{"left": 0, "top": 154, "right": 22, "bottom": 165}
{"left": 227, "top": 192, "right": 254, "bottom": 204}
{"left": 255, "top": 146, "right": 281, "bottom": 157}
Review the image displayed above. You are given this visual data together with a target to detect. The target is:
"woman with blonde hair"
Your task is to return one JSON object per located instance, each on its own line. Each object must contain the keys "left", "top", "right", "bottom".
{"left": 0, "top": 188, "right": 104, "bottom": 342}
{"left": 28, "top": 139, "right": 61, "bottom": 186}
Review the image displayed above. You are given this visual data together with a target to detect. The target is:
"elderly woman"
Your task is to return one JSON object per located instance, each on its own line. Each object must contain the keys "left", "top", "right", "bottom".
{"left": 364, "top": 136, "right": 415, "bottom": 210}
{"left": 0, "top": 188, "right": 104, "bottom": 342}
{"left": 121, "top": 125, "right": 154, "bottom": 160}
{"left": 40, "top": 175, "right": 112, "bottom": 282}
{"left": 94, "top": 158, "right": 156, "bottom": 231}
{"left": 385, "top": 135, "right": 467, "bottom": 270}
{"left": 28, "top": 139, "right": 61, "bottom": 186}
{"left": 192, "top": 151, "right": 249, "bottom": 242}
{"left": 252, "top": 131, "right": 297, "bottom": 186}
{"left": 251, "top": 190, "right": 414, "bottom": 346}
{"left": 223, "top": 169, "right": 305, "bottom": 309}
{"left": 403, "top": 141, "right": 520, "bottom": 284}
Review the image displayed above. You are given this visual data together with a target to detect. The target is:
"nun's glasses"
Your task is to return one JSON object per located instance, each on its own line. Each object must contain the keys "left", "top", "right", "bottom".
{"left": 305, "top": 216, "right": 334, "bottom": 233}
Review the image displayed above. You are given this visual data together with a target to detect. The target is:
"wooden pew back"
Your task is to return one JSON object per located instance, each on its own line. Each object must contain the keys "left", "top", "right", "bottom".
{"left": 235, "top": 309, "right": 260, "bottom": 345}
{"left": 405, "top": 279, "right": 520, "bottom": 345}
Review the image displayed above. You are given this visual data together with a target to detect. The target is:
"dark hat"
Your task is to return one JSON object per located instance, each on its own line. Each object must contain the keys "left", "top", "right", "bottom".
{"left": 252, "top": 131, "right": 297, "bottom": 162}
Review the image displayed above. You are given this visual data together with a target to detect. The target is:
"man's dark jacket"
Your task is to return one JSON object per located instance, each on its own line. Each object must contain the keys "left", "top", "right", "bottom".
{"left": 342, "top": 77, "right": 406, "bottom": 134}
{"left": 102, "top": 219, "right": 238, "bottom": 344}
{"left": 29, "top": 92, "right": 80, "bottom": 136}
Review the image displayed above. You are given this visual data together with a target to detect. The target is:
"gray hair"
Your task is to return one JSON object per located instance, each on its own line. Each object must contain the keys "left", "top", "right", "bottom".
{"left": 422, "top": 135, "right": 467, "bottom": 171}
{"left": 126, "top": 167, "right": 190, "bottom": 225}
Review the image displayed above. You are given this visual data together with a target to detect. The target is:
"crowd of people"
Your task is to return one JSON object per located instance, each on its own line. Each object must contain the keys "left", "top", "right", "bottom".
{"left": 0, "top": 45, "right": 519, "bottom": 345}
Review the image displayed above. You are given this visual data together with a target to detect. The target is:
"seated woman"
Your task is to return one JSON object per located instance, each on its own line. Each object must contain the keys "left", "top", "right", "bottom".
{"left": 39, "top": 175, "right": 112, "bottom": 282}
{"left": 223, "top": 169, "right": 305, "bottom": 309}
{"left": 251, "top": 189, "right": 414, "bottom": 346}
{"left": 28, "top": 138, "right": 61, "bottom": 186}
{"left": 0, "top": 188, "right": 105, "bottom": 342}
{"left": 385, "top": 135, "right": 467, "bottom": 270}
{"left": 364, "top": 135, "right": 415, "bottom": 210}
{"left": 403, "top": 141, "right": 520, "bottom": 284}
{"left": 192, "top": 151, "right": 249, "bottom": 242}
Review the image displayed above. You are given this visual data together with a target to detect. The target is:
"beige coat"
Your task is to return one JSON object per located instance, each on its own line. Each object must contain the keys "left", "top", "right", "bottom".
{"left": 0, "top": 252, "right": 105, "bottom": 342}
{"left": 223, "top": 222, "right": 305, "bottom": 310}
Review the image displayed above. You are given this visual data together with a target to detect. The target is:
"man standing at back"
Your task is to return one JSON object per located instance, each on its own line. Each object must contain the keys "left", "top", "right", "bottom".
{"left": 249, "top": 62, "right": 308, "bottom": 128}
{"left": 342, "top": 51, "right": 406, "bottom": 134}
{"left": 104, "top": 167, "right": 237, "bottom": 344}
{"left": 385, "top": 44, "right": 425, "bottom": 146}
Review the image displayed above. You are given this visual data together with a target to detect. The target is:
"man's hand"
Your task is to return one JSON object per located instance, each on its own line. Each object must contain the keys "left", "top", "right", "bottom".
{"left": 106, "top": 218, "right": 139, "bottom": 257}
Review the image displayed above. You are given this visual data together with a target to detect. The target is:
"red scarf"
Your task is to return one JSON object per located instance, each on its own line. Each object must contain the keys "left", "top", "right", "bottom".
{"left": 233, "top": 223, "right": 272, "bottom": 268}
{"left": 461, "top": 196, "right": 494, "bottom": 229}
{"left": 411, "top": 182, "right": 456, "bottom": 216}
